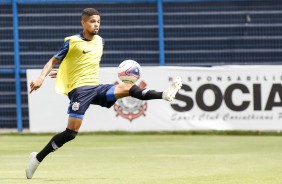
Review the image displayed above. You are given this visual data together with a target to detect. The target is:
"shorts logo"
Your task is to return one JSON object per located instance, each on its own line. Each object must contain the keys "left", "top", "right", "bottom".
{"left": 114, "top": 81, "right": 147, "bottom": 122}
{"left": 72, "top": 102, "right": 80, "bottom": 111}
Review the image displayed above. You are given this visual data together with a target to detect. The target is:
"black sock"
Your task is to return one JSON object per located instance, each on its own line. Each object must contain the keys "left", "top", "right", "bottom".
{"left": 36, "top": 128, "right": 78, "bottom": 162}
{"left": 129, "top": 85, "right": 162, "bottom": 100}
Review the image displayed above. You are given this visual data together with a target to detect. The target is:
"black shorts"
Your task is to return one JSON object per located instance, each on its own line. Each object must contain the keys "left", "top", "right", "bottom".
{"left": 67, "top": 85, "right": 116, "bottom": 119}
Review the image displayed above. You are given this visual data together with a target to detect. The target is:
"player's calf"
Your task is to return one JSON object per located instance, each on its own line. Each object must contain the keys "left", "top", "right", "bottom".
{"left": 129, "top": 76, "right": 182, "bottom": 101}
{"left": 129, "top": 85, "right": 162, "bottom": 100}
{"left": 36, "top": 128, "right": 78, "bottom": 162}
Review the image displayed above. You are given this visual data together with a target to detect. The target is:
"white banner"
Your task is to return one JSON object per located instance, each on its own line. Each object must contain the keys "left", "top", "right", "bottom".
{"left": 27, "top": 66, "right": 282, "bottom": 132}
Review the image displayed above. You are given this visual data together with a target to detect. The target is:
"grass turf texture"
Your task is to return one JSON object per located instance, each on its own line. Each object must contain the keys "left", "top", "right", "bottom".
{"left": 0, "top": 133, "right": 282, "bottom": 184}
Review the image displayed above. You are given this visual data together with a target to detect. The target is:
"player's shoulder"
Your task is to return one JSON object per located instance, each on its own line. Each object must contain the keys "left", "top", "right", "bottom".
{"left": 96, "top": 35, "right": 103, "bottom": 40}
{"left": 63, "top": 34, "right": 81, "bottom": 42}
{"left": 95, "top": 35, "right": 103, "bottom": 43}
{"left": 63, "top": 33, "right": 104, "bottom": 45}
{"left": 95, "top": 35, "right": 105, "bottom": 46}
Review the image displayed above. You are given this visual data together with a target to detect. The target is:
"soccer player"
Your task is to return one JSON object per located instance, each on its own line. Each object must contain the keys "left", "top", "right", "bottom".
{"left": 26, "top": 8, "right": 182, "bottom": 179}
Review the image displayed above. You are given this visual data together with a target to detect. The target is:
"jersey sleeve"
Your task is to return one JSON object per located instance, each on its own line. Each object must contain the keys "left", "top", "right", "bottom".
{"left": 54, "top": 39, "right": 70, "bottom": 61}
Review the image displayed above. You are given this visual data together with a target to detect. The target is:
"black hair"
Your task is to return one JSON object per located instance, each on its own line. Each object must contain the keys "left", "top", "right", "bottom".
{"left": 81, "top": 8, "right": 100, "bottom": 20}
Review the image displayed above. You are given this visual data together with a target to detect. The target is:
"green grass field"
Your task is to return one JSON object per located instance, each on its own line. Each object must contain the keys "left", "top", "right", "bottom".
{"left": 1, "top": 133, "right": 282, "bottom": 184}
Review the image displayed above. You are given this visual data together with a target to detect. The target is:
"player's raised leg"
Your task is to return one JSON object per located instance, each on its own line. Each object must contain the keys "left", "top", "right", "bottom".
{"left": 112, "top": 76, "right": 182, "bottom": 101}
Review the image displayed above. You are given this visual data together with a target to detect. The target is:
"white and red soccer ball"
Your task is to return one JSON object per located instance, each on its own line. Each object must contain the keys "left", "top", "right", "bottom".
{"left": 117, "top": 60, "right": 141, "bottom": 84}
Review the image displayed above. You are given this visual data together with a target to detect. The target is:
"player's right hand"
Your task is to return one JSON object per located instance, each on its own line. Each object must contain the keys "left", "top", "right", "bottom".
{"left": 29, "top": 79, "right": 43, "bottom": 94}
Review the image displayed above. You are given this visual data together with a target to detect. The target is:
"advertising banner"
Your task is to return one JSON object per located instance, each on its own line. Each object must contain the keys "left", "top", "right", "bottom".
{"left": 27, "top": 66, "right": 282, "bottom": 132}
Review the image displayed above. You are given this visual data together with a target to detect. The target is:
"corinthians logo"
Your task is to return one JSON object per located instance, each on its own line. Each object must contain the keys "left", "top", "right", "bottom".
{"left": 114, "top": 81, "right": 147, "bottom": 122}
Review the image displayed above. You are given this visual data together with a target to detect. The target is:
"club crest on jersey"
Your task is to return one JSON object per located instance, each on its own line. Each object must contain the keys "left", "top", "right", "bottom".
{"left": 72, "top": 102, "right": 80, "bottom": 111}
{"left": 114, "top": 81, "right": 147, "bottom": 122}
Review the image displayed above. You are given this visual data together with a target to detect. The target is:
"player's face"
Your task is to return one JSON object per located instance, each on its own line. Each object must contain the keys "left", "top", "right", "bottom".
{"left": 82, "top": 15, "right": 100, "bottom": 35}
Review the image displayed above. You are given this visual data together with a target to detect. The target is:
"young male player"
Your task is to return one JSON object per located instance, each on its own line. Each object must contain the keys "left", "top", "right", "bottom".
{"left": 26, "top": 8, "right": 182, "bottom": 179}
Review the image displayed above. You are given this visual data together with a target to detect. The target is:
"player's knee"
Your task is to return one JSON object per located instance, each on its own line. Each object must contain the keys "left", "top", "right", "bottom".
{"left": 64, "top": 128, "right": 78, "bottom": 141}
{"left": 113, "top": 83, "right": 134, "bottom": 99}
{"left": 129, "top": 85, "right": 142, "bottom": 96}
{"left": 51, "top": 128, "right": 78, "bottom": 149}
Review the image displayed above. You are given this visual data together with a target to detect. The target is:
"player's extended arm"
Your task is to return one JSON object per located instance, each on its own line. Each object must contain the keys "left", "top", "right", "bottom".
{"left": 30, "top": 57, "right": 59, "bottom": 94}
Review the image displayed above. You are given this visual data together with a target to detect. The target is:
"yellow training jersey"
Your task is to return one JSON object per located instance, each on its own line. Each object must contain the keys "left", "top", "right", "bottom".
{"left": 54, "top": 34, "right": 103, "bottom": 95}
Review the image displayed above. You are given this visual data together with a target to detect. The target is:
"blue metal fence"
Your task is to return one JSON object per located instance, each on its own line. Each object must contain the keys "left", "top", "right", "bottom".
{"left": 1, "top": 0, "right": 282, "bottom": 132}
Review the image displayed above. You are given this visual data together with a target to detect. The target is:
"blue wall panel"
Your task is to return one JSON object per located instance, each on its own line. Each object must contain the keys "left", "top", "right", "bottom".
{"left": 1, "top": 0, "right": 282, "bottom": 130}
{"left": 163, "top": 1, "right": 282, "bottom": 66}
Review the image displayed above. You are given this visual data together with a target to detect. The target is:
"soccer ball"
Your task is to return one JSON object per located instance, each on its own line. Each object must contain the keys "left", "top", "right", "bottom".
{"left": 117, "top": 60, "right": 141, "bottom": 84}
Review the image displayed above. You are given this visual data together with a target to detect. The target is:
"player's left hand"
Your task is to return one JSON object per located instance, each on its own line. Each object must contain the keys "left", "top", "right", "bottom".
{"left": 49, "top": 69, "right": 58, "bottom": 78}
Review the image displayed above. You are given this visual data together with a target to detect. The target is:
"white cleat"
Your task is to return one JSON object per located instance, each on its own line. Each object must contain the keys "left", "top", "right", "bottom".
{"left": 26, "top": 152, "right": 40, "bottom": 179}
{"left": 162, "top": 76, "right": 182, "bottom": 102}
